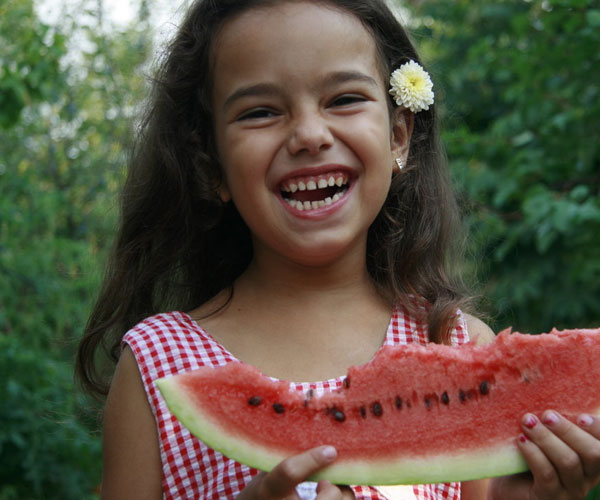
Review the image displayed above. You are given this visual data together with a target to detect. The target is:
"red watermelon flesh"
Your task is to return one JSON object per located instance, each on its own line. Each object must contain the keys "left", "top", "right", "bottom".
{"left": 155, "top": 328, "right": 600, "bottom": 485}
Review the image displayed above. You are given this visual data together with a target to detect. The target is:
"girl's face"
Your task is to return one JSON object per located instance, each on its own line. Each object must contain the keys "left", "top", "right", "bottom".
{"left": 211, "top": 1, "right": 411, "bottom": 268}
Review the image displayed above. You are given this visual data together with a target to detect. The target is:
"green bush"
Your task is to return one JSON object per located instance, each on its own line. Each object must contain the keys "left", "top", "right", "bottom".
{"left": 0, "top": 336, "right": 101, "bottom": 500}
{"left": 410, "top": 0, "right": 600, "bottom": 332}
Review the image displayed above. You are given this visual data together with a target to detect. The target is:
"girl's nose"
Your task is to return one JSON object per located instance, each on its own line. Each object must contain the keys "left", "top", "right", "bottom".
{"left": 287, "top": 111, "right": 334, "bottom": 156}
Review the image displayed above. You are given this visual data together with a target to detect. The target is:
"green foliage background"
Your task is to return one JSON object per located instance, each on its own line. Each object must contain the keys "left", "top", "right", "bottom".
{"left": 0, "top": 0, "right": 598, "bottom": 498}
{"left": 410, "top": 0, "right": 600, "bottom": 333}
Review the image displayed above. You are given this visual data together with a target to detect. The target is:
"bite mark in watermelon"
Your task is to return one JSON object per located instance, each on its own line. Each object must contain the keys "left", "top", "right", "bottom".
{"left": 155, "top": 328, "right": 600, "bottom": 485}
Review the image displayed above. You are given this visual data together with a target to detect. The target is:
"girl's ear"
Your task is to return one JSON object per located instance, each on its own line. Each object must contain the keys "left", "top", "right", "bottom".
{"left": 390, "top": 108, "right": 414, "bottom": 172}
{"left": 218, "top": 176, "right": 231, "bottom": 203}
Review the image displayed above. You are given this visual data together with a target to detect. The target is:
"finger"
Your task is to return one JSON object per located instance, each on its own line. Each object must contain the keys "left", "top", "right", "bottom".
{"left": 575, "top": 414, "right": 600, "bottom": 478}
{"left": 539, "top": 410, "right": 600, "bottom": 481}
{"left": 315, "top": 480, "right": 344, "bottom": 500}
{"left": 517, "top": 431, "right": 562, "bottom": 497}
{"left": 260, "top": 446, "right": 337, "bottom": 499}
{"left": 236, "top": 472, "right": 267, "bottom": 500}
{"left": 522, "top": 412, "right": 584, "bottom": 493}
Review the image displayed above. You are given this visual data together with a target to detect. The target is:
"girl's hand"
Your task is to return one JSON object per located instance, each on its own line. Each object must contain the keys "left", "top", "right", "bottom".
{"left": 490, "top": 411, "right": 600, "bottom": 500}
{"left": 236, "top": 446, "right": 354, "bottom": 499}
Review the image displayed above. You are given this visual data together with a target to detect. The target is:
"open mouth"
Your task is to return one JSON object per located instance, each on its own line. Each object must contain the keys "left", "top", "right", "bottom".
{"left": 279, "top": 172, "right": 350, "bottom": 211}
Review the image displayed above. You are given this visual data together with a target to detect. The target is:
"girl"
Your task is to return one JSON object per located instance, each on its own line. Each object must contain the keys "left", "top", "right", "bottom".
{"left": 76, "top": 0, "right": 600, "bottom": 499}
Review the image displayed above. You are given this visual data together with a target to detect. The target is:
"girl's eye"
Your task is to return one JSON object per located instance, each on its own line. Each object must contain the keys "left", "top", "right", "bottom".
{"left": 330, "top": 94, "right": 367, "bottom": 107}
{"left": 237, "top": 108, "right": 278, "bottom": 121}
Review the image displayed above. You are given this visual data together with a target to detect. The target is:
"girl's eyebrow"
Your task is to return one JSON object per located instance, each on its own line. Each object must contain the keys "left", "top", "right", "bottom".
{"left": 223, "top": 83, "right": 280, "bottom": 111}
{"left": 222, "top": 71, "right": 380, "bottom": 111}
{"left": 321, "top": 70, "right": 379, "bottom": 89}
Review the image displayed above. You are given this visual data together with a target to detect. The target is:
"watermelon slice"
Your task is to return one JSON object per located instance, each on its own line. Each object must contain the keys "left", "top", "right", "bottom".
{"left": 155, "top": 328, "right": 600, "bottom": 485}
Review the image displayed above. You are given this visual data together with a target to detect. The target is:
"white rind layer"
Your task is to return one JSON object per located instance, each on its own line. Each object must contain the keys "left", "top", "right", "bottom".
{"left": 156, "top": 376, "right": 531, "bottom": 485}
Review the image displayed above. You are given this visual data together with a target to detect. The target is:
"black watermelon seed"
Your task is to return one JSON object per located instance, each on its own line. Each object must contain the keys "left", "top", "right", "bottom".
{"left": 360, "top": 406, "right": 367, "bottom": 418}
{"left": 459, "top": 389, "right": 467, "bottom": 403}
{"left": 303, "top": 389, "right": 314, "bottom": 407}
{"left": 424, "top": 397, "right": 432, "bottom": 409}
{"left": 479, "top": 381, "right": 489, "bottom": 395}
{"left": 343, "top": 377, "right": 351, "bottom": 389}
{"left": 248, "top": 396, "right": 262, "bottom": 406}
{"left": 273, "top": 403, "right": 285, "bottom": 414}
{"left": 395, "top": 396, "right": 403, "bottom": 410}
{"left": 371, "top": 402, "right": 383, "bottom": 417}
{"left": 441, "top": 391, "right": 450, "bottom": 405}
{"left": 333, "top": 409, "right": 346, "bottom": 422}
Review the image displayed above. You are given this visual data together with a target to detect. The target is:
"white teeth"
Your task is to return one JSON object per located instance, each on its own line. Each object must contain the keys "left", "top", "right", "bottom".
{"left": 283, "top": 175, "right": 347, "bottom": 194}
{"left": 283, "top": 176, "right": 349, "bottom": 212}
{"left": 286, "top": 189, "right": 348, "bottom": 211}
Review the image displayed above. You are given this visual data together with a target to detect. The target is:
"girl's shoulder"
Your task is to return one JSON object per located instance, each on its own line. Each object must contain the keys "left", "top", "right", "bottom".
{"left": 463, "top": 313, "right": 496, "bottom": 345}
{"left": 122, "top": 311, "right": 202, "bottom": 352}
{"left": 122, "top": 311, "right": 236, "bottom": 379}
{"left": 386, "top": 303, "right": 472, "bottom": 347}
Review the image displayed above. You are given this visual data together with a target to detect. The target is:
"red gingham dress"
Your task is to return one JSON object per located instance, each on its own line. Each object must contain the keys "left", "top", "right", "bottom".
{"left": 123, "top": 305, "right": 468, "bottom": 500}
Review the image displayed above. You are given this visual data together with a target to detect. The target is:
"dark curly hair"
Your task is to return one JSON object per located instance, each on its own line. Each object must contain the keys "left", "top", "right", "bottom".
{"left": 76, "top": 0, "right": 471, "bottom": 398}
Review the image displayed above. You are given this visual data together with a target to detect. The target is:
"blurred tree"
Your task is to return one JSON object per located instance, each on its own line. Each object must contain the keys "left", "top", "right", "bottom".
{"left": 0, "top": 0, "right": 67, "bottom": 128}
{"left": 2, "top": 0, "right": 599, "bottom": 496}
{"left": 0, "top": 0, "right": 153, "bottom": 497}
{"left": 407, "top": 0, "right": 600, "bottom": 332}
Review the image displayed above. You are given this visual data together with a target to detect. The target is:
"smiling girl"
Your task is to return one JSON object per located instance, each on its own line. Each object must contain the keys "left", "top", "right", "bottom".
{"left": 76, "top": 1, "right": 600, "bottom": 499}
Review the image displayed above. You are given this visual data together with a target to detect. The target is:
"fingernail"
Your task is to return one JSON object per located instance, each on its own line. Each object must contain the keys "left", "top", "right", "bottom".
{"left": 542, "top": 410, "right": 559, "bottom": 426}
{"left": 321, "top": 446, "right": 337, "bottom": 461}
{"left": 518, "top": 433, "right": 529, "bottom": 443}
{"left": 523, "top": 414, "right": 538, "bottom": 429}
{"left": 578, "top": 414, "right": 594, "bottom": 427}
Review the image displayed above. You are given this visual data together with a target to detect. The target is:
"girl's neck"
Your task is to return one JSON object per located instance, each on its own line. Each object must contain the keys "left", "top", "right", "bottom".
{"left": 237, "top": 246, "right": 378, "bottom": 307}
{"left": 188, "top": 250, "right": 392, "bottom": 382}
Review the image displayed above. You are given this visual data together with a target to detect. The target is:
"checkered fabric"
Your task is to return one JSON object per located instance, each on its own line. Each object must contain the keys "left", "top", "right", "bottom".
{"left": 123, "top": 305, "right": 468, "bottom": 500}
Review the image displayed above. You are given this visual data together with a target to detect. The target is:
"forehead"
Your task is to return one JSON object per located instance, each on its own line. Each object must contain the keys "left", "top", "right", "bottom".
{"left": 211, "top": 2, "right": 384, "bottom": 102}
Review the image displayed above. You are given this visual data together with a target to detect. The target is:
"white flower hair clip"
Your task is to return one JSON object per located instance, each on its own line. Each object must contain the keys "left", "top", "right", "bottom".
{"left": 389, "top": 60, "right": 434, "bottom": 113}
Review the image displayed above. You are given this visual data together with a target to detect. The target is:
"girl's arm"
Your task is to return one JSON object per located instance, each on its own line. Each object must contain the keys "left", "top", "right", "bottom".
{"left": 102, "top": 348, "right": 353, "bottom": 500}
{"left": 101, "top": 346, "right": 163, "bottom": 500}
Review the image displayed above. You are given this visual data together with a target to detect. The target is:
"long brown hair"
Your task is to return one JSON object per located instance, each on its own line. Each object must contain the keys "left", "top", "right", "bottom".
{"left": 76, "top": 0, "right": 471, "bottom": 399}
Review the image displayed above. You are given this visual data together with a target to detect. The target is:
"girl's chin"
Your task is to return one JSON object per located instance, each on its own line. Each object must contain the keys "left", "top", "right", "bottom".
{"left": 260, "top": 233, "right": 367, "bottom": 270}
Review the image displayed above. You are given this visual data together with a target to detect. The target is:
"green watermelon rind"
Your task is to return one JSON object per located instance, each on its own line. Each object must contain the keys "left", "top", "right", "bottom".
{"left": 156, "top": 375, "right": 286, "bottom": 468}
{"left": 156, "top": 375, "right": 529, "bottom": 485}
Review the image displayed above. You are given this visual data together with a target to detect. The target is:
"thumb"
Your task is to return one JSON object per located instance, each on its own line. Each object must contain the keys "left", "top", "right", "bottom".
{"left": 260, "top": 446, "right": 338, "bottom": 498}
